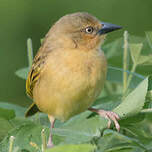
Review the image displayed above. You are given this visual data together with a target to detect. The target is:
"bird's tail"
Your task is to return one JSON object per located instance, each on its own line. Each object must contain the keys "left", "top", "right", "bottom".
{"left": 25, "top": 102, "right": 40, "bottom": 117}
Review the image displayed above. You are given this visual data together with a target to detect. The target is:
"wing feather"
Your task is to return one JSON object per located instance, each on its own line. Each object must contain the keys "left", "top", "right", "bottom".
{"left": 26, "top": 51, "right": 47, "bottom": 98}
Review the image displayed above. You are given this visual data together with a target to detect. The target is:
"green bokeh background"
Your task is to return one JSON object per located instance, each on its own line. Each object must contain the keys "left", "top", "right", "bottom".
{"left": 0, "top": 0, "right": 152, "bottom": 106}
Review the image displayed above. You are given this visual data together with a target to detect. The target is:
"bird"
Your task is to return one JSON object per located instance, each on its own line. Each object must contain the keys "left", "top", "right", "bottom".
{"left": 25, "top": 12, "right": 122, "bottom": 148}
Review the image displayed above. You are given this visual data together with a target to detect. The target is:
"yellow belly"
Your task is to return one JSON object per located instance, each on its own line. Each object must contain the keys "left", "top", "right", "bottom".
{"left": 33, "top": 49, "right": 107, "bottom": 121}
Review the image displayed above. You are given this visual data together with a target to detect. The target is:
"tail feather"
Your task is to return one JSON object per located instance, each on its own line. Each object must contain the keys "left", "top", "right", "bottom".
{"left": 25, "top": 103, "right": 40, "bottom": 117}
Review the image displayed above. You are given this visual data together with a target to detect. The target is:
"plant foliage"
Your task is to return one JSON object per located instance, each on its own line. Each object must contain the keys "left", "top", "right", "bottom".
{"left": 1, "top": 32, "right": 152, "bottom": 152}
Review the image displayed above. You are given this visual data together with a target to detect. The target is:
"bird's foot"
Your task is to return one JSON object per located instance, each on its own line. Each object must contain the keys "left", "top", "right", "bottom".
{"left": 88, "top": 108, "right": 120, "bottom": 131}
{"left": 47, "top": 115, "right": 55, "bottom": 148}
{"left": 47, "top": 140, "right": 54, "bottom": 148}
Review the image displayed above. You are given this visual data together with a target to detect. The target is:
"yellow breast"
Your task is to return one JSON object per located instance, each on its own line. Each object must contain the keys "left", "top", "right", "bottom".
{"left": 33, "top": 48, "right": 107, "bottom": 121}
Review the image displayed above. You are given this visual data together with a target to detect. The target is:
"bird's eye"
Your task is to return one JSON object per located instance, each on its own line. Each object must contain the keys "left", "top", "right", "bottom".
{"left": 85, "top": 26, "right": 93, "bottom": 34}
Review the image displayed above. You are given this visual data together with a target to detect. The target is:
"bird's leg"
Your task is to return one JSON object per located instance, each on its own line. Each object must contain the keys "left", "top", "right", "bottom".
{"left": 47, "top": 115, "right": 55, "bottom": 148}
{"left": 88, "top": 107, "right": 120, "bottom": 131}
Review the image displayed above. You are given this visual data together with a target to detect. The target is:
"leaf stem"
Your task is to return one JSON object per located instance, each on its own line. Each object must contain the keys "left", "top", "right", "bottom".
{"left": 127, "top": 63, "right": 137, "bottom": 89}
{"left": 123, "top": 31, "right": 129, "bottom": 94}
{"left": 41, "top": 128, "right": 47, "bottom": 152}
{"left": 27, "top": 38, "right": 33, "bottom": 68}
{"left": 8, "top": 136, "right": 15, "bottom": 152}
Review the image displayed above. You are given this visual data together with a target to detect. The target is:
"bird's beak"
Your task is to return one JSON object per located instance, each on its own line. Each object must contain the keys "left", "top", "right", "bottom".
{"left": 98, "top": 22, "right": 122, "bottom": 35}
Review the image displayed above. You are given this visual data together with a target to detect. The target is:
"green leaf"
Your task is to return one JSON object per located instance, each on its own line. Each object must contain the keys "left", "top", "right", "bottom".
{"left": 0, "top": 107, "right": 15, "bottom": 120}
{"left": 145, "top": 31, "right": 152, "bottom": 49}
{"left": 10, "top": 117, "right": 34, "bottom": 127}
{"left": 117, "top": 114, "right": 152, "bottom": 151}
{"left": 15, "top": 67, "right": 29, "bottom": 80}
{"left": 0, "top": 122, "right": 43, "bottom": 152}
{"left": 93, "top": 95, "right": 121, "bottom": 110}
{"left": 0, "top": 118, "right": 13, "bottom": 141}
{"left": 138, "top": 55, "right": 152, "bottom": 65}
{"left": 130, "top": 43, "right": 143, "bottom": 65}
{"left": 45, "top": 144, "right": 96, "bottom": 152}
{"left": 0, "top": 102, "right": 26, "bottom": 117}
{"left": 113, "top": 78, "right": 148, "bottom": 118}
{"left": 0, "top": 118, "right": 67, "bottom": 152}
{"left": 52, "top": 111, "right": 106, "bottom": 144}
{"left": 96, "top": 129, "right": 146, "bottom": 152}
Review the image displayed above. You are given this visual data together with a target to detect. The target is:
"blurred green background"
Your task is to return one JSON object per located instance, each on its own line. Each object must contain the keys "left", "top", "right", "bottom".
{"left": 0, "top": 0, "right": 152, "bottom": 107}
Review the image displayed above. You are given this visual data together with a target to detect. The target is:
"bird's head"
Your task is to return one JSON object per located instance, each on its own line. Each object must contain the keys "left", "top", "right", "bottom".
{"left": 49, "top": 12, "right": 122, "bottom": 50}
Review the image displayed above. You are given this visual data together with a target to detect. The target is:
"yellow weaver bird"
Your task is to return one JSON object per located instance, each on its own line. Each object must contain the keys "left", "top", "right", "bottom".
{"left": 25, "top": 12, "right": 122, "bottom": 147}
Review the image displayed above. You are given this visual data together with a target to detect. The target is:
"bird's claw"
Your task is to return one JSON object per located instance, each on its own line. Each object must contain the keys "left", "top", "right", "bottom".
{"left": 98, "top": 110, "right": 120, "bottom": 131}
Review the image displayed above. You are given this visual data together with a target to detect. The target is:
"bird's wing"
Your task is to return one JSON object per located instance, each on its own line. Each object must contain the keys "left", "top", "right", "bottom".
{"left": 25, "top": 32, "right": 53, "bottom": 117}
{"left": 26, "top": 68, "right": 40, "bottom": 98}
{"left": 26, "top": 49, "right": 48, "bottom": 98}
{"left": 25, "top": 51, "right": 46, "bottom": 117}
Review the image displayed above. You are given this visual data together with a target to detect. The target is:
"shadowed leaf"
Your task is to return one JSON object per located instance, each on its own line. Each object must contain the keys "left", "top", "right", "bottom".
{"left": 0, "top": 102, "right": 26, "bottom": 117}
{"left": 0, "top": 118, "right": 13, "bottom": 141}
{"left": 0, "top": 107, "right": 15, "bottom": 120}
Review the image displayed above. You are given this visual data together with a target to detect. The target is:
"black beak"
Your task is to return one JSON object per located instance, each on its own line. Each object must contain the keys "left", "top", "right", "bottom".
{"left": 98, "top": 22, "right": 122, "bottom": 35}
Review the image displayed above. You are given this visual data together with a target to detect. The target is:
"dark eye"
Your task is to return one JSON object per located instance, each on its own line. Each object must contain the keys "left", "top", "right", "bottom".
{"left": 85, "top": 26, "right": 93, "bottom": 34}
